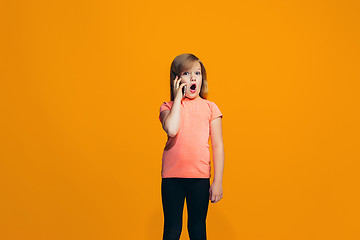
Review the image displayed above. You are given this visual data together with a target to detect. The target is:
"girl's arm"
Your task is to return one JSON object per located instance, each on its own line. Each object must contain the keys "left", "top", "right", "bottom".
{"left": 210, "top": 117, "right": 224, "bottom": 184}
{"left": 160, "top": 97, "right": 182, "bottom": 137}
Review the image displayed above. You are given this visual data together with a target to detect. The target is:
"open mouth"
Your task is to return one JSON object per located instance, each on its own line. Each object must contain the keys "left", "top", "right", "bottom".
{"left": 190, "top": 83, "right": 196, "bottom": 92}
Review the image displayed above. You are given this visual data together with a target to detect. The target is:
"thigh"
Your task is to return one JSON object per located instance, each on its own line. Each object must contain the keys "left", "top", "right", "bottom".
{"left": 185, "top": 178, "right": 210, "bottom": 221}
{"left": 161, "top": 178, "right": 186, "bottom": 225}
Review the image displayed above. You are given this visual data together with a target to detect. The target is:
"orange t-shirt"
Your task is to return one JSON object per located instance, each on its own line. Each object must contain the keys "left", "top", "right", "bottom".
{"left": 159, "top": 97, "right": 223, "bottom": 178}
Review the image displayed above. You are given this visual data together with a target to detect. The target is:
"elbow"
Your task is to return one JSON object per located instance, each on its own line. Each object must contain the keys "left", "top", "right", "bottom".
{"left": 167, "top": 128, "right": 178, "bottom": 138}
{"left": 168, "top": 133, "right": 176, "bottom": 138}
{"left": 165, "top": 126, "right": 179, "bottom": 138}
{"left": 163, "top": 121, "right": 179, "bottom": 138}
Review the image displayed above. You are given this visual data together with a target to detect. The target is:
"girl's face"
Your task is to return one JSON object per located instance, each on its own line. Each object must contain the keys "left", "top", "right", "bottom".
{"left": 180, "top": 61, "right": 202, "bottom": 99}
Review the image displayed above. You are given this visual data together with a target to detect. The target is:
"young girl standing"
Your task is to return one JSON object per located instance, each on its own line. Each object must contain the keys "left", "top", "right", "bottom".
{"left": 159, "top": 53, "right": 224, "bottom": 240}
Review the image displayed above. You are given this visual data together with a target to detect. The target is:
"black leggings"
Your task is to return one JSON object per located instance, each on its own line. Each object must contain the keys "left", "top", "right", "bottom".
{"left": 161, "top": 177, "right": 210, "bottom": 240}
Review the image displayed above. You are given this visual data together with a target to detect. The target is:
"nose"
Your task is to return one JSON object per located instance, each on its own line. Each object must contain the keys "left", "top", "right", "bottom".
{"left": 190, "top": 73, "right": 196, "bottom": 81}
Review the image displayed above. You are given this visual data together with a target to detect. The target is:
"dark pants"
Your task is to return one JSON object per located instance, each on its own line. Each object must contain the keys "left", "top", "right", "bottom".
{"left": 161, "top": 177, "right": 210, "bottom": 240}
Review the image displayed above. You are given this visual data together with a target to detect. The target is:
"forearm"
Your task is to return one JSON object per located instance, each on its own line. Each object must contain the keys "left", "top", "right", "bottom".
{"left": 212, "top": 145, "right": 224, "bottom": 184}
{"left": 164, "top": 98, "right": 182, "bottom": 137}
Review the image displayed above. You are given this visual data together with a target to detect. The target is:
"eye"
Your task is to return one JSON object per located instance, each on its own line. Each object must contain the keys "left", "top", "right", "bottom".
{"left": 183, "top": 72, "right": 189, "bottom": 75}
{"left": 196, "top": 71, "right": 201, "bottom": 75}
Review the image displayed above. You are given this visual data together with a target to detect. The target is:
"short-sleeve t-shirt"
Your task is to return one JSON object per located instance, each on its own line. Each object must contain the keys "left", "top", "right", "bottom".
{"left": 159, "top": 97, "right": 223, "bottom": 178}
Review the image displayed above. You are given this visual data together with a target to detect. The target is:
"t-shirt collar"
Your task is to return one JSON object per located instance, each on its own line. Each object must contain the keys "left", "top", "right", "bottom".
{"left": 182, "top": 96, "right": 203, "bottom": 102}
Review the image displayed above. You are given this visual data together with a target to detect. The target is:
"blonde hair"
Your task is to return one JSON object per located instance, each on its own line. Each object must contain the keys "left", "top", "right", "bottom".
{"left": 169, "top": 53, "right": 208, "bottom": 101}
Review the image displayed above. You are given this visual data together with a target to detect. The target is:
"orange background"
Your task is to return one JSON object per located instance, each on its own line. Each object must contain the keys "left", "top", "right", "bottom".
{"left": 1, "top": 0, "right": 359, "bottom": 239}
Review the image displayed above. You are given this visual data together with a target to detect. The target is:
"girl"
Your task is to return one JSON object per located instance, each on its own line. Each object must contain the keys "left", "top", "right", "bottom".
{"left": 159, "top": 53, "right": 224, "bottom": 240}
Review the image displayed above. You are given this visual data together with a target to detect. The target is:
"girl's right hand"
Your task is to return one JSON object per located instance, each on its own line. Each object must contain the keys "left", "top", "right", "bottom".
{"left": 173, "top": 76, "right": 187, "bottom": 101}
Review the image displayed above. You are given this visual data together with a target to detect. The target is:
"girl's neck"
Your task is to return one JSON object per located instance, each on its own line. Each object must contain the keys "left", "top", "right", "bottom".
{"left": 183, "top": 96, "right": 202, "bottom": 101}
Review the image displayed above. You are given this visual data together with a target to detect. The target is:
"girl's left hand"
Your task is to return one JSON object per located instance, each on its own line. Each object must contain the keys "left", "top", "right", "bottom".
{"left": 209, "top": 181, "right": 223, "bottom": 203}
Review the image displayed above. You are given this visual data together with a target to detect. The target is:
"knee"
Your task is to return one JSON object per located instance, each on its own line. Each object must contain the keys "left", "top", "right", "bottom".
{"left": 188, "top": 222, "right": 207, "bottom": 240}
{"left": 163, "top": 224, "right": 182, "bottom": 240}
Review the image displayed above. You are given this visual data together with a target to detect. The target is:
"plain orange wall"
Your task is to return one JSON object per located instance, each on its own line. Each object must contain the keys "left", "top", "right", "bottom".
{"left": 1, "top": 0, "right": 359, "bottom": 239}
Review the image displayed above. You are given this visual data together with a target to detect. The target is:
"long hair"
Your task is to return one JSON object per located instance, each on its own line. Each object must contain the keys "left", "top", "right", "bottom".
{"left": 169, "top": 53, "right": 208, "bottom": 101}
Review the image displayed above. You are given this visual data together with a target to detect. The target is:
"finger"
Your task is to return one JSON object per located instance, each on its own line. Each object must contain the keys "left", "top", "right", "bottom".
{"left": 173, "top": 77, "right": 176, "bottom": 91}
{"left": 174, "top": 79, "right": 181, "bottom": 93}
{"left": 177, "top": 78, "right": 182, "bottom": 88}
{"left": 174, "top": 77, "right": 180, "bottom": 91}
{"left": 177, "top": 83, "right": 186, "bottom": 96}
{"left": 180, "top": 82, "right": 187, "bottom": 89}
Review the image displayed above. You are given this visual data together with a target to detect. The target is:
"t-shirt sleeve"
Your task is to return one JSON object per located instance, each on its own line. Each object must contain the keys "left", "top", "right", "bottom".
{"left": 159, "top": 102, "right": 172, "bottom": 122}
{"left": 210, "top": 102, "right": 223, "bottom": 122}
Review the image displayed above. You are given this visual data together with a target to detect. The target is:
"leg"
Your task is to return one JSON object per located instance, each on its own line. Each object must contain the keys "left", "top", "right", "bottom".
{"left": 161, "top": 178, "right": 186, "bottom": 240}
{"left": 185, "top": 178, "right": 210, "bottom": 240}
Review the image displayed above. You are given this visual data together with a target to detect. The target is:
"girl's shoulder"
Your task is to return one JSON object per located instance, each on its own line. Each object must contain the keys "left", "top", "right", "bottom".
{"left": 202, "top": 98, "right": 219, "bottom": 107}
{"left": 160, "top": 100, "right": 173, "bottom": 111}
{"left": 161, "top": 100, "right": 173, "bottom": 106}
{"left": 203, "top": 99, "right": 223, "bottom": 121}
